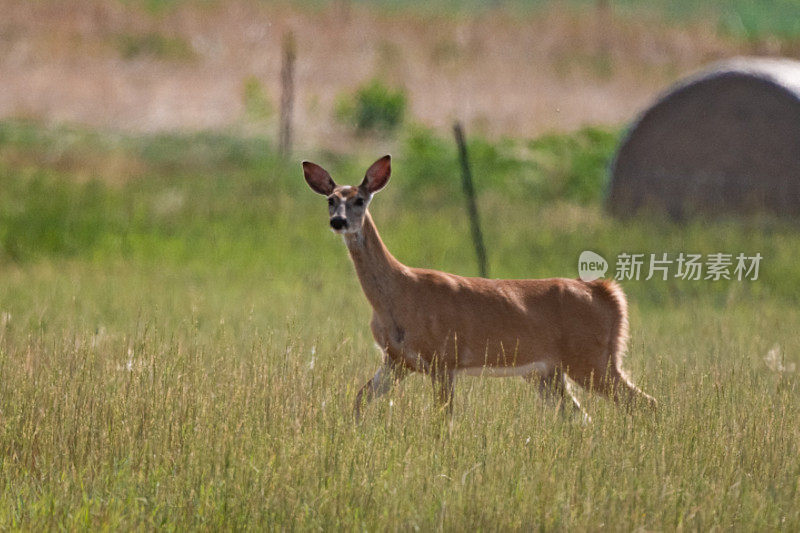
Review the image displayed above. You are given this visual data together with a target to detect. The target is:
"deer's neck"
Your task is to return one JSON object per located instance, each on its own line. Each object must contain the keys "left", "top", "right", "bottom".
{"left": 344, "top": 212, "right": 408, "bottom": 316}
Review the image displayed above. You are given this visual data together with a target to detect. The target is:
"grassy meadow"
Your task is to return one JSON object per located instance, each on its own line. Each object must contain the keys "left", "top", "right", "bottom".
{"left": 0, "top": 119, "right": 799, "bottom": 529}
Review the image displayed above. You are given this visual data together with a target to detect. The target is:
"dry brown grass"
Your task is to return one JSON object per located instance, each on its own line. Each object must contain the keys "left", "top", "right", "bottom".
{"left": 0, "top": 0, "right": 789, "bottom": 150}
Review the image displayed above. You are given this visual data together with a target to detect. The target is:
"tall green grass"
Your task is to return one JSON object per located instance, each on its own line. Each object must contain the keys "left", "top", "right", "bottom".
{"left": 0, "top": 120, "right": 799, "bottom": 529}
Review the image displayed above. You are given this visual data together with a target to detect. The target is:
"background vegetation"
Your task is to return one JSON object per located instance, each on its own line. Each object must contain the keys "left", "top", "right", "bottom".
{"left": 1, "top": 0, "right": 800, "bottom": 529}
{"left": 338, "top": 0, "right": 800, "bottom": 41}
{"left": 1, "top": 118, "right": 799, "bottom": 529}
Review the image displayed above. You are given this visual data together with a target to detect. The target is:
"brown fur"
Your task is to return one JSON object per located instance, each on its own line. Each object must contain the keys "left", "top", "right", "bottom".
{"left": 303, "top": 157, "right": 656, "bottom": 420}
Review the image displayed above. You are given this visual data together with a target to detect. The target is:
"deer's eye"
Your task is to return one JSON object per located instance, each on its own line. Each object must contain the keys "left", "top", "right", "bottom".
{"left": 327, "top": 197, "right": 335, "bottom": 207}
{"left": 354, "top": 197, "right": 364, "bottom": 207}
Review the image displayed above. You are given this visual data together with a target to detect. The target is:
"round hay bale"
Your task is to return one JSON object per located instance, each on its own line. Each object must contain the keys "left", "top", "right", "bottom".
{"left": 607, "top": 57, "right": 800, "bottom": 219}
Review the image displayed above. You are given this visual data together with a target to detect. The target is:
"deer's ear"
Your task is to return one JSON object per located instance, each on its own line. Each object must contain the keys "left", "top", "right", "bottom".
{"left": 360, "top": 155, "right": 391, "bottom": 194}
{"left": 302, "top": 161, "right": 336, "bottom": 195}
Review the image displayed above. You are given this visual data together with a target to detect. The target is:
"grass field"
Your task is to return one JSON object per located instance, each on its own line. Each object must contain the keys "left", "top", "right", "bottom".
{"left": 1, "top": 120, "right": 799, "bottom": 529}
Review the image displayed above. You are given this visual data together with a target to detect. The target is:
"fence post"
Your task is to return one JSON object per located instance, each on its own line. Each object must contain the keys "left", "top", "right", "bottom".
{"left": 279, "top": 32, "right": 296, "bottom": 158}
{"left": 335, "top": 0, "right": 351, "bottom": 22}
{"left": 596, "top": 0, "right": 611, "bottom": 56}
{"left": 453, "top": 122, "right": 489, "bottom": 278}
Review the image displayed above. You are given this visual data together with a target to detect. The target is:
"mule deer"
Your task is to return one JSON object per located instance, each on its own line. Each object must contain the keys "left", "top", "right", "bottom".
{"left": 302, "top": 155, "right": 656, "bottom": 421}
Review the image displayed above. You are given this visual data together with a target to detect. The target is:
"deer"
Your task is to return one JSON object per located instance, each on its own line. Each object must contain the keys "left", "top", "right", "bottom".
{"left": 302, "top": 155, "right": 657, "bottom": 422}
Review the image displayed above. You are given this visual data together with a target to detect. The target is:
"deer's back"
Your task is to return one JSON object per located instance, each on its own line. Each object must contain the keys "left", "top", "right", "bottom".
{"left": 377, "top": 269, "right": 620, "bottom": 370}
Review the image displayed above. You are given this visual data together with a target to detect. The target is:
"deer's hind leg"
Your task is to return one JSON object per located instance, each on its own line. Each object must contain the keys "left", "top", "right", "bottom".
{"left": 566, "top": 350, "right": 657, "bottom": 411}
{"left": 526, "top": 368, "right": 590, "bottom": 423}
{"left": 592, "top": 364, "right": 657, "bottom": 411}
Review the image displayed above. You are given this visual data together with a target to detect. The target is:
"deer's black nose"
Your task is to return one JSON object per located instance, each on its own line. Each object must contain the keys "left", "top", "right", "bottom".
{"left": 330, "top": 217, "right": 347, "bottom": 230}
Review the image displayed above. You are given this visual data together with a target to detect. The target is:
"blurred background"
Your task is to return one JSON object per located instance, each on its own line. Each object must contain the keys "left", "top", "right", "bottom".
{"left": 3, "top": 0, "right": 799, "bottom": 145}
{"left": 1, "top": 0, "right": 799, "bottom": 295}
{"left": 1, "top": 0, "right": 800, "bottom": 312}
{"left": 3, "top": 2, "right": 800, "bottom": 529}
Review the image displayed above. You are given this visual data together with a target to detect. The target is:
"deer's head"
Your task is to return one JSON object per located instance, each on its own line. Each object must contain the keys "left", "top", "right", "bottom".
{"left": 302, "top": 155, "right": 391, "bottom": 235}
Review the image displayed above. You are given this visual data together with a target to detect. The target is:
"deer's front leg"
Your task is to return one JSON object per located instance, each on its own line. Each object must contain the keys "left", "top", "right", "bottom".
{"left": 353, "top": 358, "right": 406, "bottom": 422}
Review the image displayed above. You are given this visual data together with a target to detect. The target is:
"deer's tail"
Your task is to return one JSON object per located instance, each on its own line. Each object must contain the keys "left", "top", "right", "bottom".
{"left": 591, "top": 279, "right": 629, "bottom": 368}
{"left": 591, "top": 279, "right": 657, "bottom": 410}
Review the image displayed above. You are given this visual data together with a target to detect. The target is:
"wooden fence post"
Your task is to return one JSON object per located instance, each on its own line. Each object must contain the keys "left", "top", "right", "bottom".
{"left": 279, "top": 32, "right": 296, "bottom": 158}
{"left": 596, "top": 0, "right": 611, "bottom": 56}
{"left": 453, "top": 122, "right": 489, "bottom": 278}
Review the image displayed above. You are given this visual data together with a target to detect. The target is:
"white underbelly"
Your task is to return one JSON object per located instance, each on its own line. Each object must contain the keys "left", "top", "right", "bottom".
{"left": 454, "top": 361, "right": 550, "bottom": 378}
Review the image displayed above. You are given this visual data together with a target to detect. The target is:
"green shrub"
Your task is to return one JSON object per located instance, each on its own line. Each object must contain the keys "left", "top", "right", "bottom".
{"left": 335, "top": 79, "right": 406, "bottom": 134}
{"left": 398, "top": 125, "right": 616, "bottom": 204}
{"left": 526, "top": 126, "right": 619, "bottom": 203}
{"left": 400, "top": 126, "right": 455, "bottom": 191}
